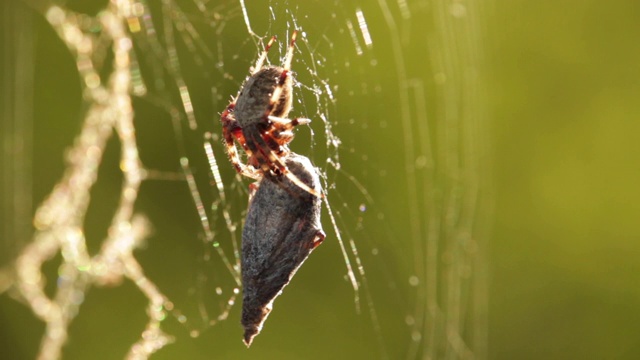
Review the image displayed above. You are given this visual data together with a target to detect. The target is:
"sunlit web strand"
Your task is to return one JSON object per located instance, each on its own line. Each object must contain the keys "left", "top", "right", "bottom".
{"left": 322, "top": 196, "right": 360, "bottom": 312}
{"left": 204, "top": 134, "right": 241, "bottom": 267}
{"left": 326, "top": 192, "right": 387, "bottom": 358}
{"left": 180, "top": 157, "right": 241, "bottom": 285}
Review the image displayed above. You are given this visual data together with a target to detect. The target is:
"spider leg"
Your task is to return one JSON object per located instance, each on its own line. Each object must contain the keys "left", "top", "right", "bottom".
{"left": 221, "top": 108, "right": 260, "bottom": 180}
{"left": 266, "top": 150, "right": 321, "bottom": 198}
{"left": 267, "top": 116, "right": 311, "bottom": 146}
{"left": 246, "top": 124, "right": 322, "bottom": 198}
{"left": 282, "top": 163, "right": 323, "bottom": 198}
{"left": 268, "top": 115, "right": 311, "bottom": 130}
{"left": 264, "top": 125, "right": 294, "bottom": 147}
{"left": 282, "top": 30, "right": 298, "bottom": 71}
{"left": 262, "top": 131, "right": 290, "bottom": 155}
{"left": 248, "top": 181, "right": 260, "bottom": 203}
{"left": 268, "top": 130, "right": 295, "bottom": 146}
{"left": 245, "top": 130, "right": 280, "bottom": 173}
{"left": 250, "top": 36, "right": 277, "bottom": 75}
{"left": 262, "top": 31, "right": 298, "bottom": 118}
{"left": 255, "top": 133, "right": 322, "bottom": 198}
{"left": 236, "top": 129, "right": 264, "bottom": 170}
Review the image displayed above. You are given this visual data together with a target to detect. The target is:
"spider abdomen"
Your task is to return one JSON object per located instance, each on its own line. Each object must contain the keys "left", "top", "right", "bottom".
{"left": 235, "top": 66, "right": 293, "bottom": 127}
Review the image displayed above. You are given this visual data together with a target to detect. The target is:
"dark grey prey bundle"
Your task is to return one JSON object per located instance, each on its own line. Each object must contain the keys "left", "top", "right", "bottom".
{"left": 241, "top": 153, "right": 325, "bottom": 346}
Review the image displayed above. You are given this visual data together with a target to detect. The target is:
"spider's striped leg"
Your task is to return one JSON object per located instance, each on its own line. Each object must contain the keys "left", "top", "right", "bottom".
{"left": 248, "top": 181, "right": 260, "bottom": 203}
{"left": 221, "top": 110, "right": 260, "bottom": 180}
{"left": 263, "top": 31, "right": 298, "bottom": 118}
{"left": 267, "top": 115, "right": 312, "bottom": 146}
{"left": 222, "top": 126, "right": 246, "bottom": 175}
{"left": 282, "top": 30, "right": 298, "bottom": 71}
{"left": 268, "top": 115, "right": 311, "bottom": 130}
{"left": 268, "top": 130, "right": 294, "bottom": 146}
{"left": 250, "top": 130, "right": 322, "bottom": 198}
{"left": 270, "top": 153, "right": 322, "bottom": 198}
{"left": 250, "top": 36, "right": 276, "bottom": 75}
{"left": 261, "top": 129, "right": 291, "bottom": 156}
{"left": 281, "top": 163, "right": 323, "bottom": 198}
{"left": 244, "top": 128, "right": 274, "bottom": 173}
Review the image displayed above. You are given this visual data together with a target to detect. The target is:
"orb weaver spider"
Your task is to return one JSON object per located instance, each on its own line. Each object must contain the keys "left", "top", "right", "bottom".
{"left": 220, "top": 31, "right": 322, "bottom": 197}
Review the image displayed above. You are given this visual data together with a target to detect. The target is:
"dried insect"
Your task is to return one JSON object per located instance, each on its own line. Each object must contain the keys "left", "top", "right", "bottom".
{"left": 220, "top": 30, "right": 322, "bottom": 197}
{"left": 241, "top": 153, "right": 325, "bottom": 347}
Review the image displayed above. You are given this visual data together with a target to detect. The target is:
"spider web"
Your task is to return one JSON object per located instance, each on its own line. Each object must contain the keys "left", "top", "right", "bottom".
{"left": 0, "top": 0, "right": 489, "bottom": 359}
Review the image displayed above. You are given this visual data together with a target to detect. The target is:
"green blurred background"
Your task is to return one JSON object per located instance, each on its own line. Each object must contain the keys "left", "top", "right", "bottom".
{"left": 2, "top": 0, "right": 640, "bottom": 359}
{"left": 491, "top": 1, "right": 640, "bottom": 358}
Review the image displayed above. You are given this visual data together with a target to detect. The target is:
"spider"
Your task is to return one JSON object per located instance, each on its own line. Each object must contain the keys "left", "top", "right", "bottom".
{"left": 220, "top": 31, "right": 322, "bottom": 197}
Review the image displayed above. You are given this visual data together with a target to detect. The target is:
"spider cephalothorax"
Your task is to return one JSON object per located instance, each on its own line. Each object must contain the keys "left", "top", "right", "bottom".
{"left": 220, "top": 31, "right": 321, "bottom": 197}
